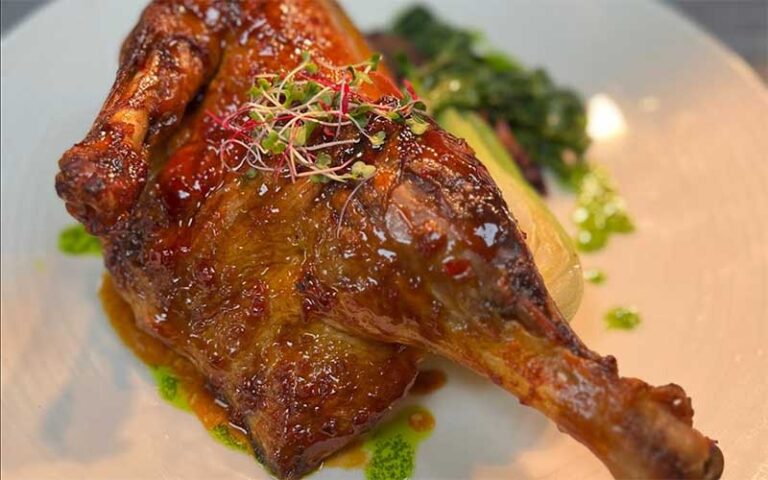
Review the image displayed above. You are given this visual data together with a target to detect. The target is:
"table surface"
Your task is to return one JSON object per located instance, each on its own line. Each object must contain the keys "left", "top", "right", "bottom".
{"left": 1, "top": 0, "right": 766, "bottom": 83}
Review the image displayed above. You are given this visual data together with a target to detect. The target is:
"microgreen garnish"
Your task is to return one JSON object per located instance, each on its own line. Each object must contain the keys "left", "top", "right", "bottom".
{"left": 350, "top": 161, "right": 377, "bottom": 180}
{"left": 406, "top": 115, "right": 429, "bottom": 135}
{"left": 210, "top": 52, "right": 426, "bottom": 184}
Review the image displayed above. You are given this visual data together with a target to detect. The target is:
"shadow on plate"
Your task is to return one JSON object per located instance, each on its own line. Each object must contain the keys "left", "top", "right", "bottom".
{"left": 1, "top": 259, "right": 138, "bottom": 471}
{"left": 407, "top": 356, "right": 553, "bottom": 480}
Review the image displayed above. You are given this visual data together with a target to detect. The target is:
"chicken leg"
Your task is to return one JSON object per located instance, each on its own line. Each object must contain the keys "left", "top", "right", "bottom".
{"left": 54, "top": 0, "right": 723, "bottom": 479}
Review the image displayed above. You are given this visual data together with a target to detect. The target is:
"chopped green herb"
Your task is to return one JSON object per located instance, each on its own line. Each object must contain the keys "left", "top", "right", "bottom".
{"left": 150, "top": 370, "right": 250, "bottom": 453}
{"left": 210, "top": 424, "right": 250, "bottom": 452}
{"left": 367, "top": 433, "right": 413, "bottom": 480}
{"left": 364, "top": 406, "right": 434, "bottom": 480}
{"left": 33, "top": 258, "right": 47, "bottom": 272}
{"left": 150, "top": 366, "right": 190, "bottom": 411}
{"left": 58, "top": 224, "right": 101, "bottom": 256}
{"left": 571, "top": 165, "right": 634, "bottom": 252}
{"left": 583, "top": 268, "right": 607, "bottom": 285}
{"left": 605, "top": 306, "right": 641, "bottom": 330}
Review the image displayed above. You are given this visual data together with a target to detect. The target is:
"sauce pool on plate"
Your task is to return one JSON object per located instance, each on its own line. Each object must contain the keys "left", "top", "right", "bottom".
{"left": 100, "top": 275, "right": 250, "bottom": 451}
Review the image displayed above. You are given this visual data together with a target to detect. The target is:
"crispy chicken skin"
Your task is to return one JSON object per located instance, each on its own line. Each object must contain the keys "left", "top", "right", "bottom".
{"left": 55, "top": 1, "right": 724, "bottom": 479}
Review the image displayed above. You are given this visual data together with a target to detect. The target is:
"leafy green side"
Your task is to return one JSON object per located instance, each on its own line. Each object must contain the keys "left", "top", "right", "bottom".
{"left": 58, "top": 224, "right": 101, "bottom": 255}
{"left": 390, "top": 5, "right": 590, "bottom": 183}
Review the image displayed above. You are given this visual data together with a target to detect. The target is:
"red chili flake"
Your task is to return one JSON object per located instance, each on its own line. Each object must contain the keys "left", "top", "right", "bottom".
{"left": 442, "top": 257, "right": 472, "bottom": 278}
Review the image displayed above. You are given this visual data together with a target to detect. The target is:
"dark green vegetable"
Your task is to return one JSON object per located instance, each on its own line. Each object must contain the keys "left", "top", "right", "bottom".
{"left": 58, "top": 224, "right": 101, "bottom": 256}
{"left": 390, "top": 5, "right": 590, "bottom": 183}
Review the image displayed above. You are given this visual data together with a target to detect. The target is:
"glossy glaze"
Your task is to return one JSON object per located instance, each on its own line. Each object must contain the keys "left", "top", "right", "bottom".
{"left": 100, "top": 275, "right": 251, "bottom": 450}
{"left": 55, "top": 1, "right": 722, "bottom": 479}
{"left": 410, "top": 369, "right": 447, "bottom": 396}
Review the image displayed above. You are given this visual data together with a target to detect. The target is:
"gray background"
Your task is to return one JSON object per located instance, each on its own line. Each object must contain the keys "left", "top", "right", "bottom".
{"left": 1, "top": 0, "right": 766, "bottom": 82}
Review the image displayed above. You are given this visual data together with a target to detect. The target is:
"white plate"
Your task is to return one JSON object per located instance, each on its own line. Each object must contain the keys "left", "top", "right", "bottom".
{"left": 2, "top": 1, "right": 767, "bottom": 479}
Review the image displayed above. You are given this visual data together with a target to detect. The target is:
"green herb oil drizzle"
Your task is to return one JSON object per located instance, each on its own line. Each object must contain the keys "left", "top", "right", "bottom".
{"left": 583, "top": 268, "right": 607, "bottom": 285}
{"left": 605, "top": 306, "right": 641, "bottom": 330}
{"left": 365, "top": 406, "right": 435, "bottom": 480}
{"left": 210, "top": 424, "right": 250, "bottom": 452}
{"left": 149, "top": 365, "right": 249, "bottom": 452}
{"left": 150, "top": 366, "right": 190, "bottom": 411}
{"left": 570, "top": 165, "right": 634, "bottom": 252}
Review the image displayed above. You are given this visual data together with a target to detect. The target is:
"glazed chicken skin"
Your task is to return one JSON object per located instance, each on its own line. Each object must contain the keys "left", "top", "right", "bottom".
{"left": 55, "top": 1, "right": 724, "bottom": 479}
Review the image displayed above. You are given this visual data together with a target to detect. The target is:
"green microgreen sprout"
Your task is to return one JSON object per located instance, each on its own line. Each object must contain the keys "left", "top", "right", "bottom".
{"left": 405, "top": 115, "right": 429, "bottom": 135}
{"left": 212, "top": 52, "right": 426, "bottom": 185}
{"left": 350, "top": 161, "right": 377, "bottom": 180}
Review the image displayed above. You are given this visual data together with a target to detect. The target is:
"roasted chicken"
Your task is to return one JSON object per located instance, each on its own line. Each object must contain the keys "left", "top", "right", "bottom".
{"left": 55, "top": 1, "right": 723, "bottom": 479}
